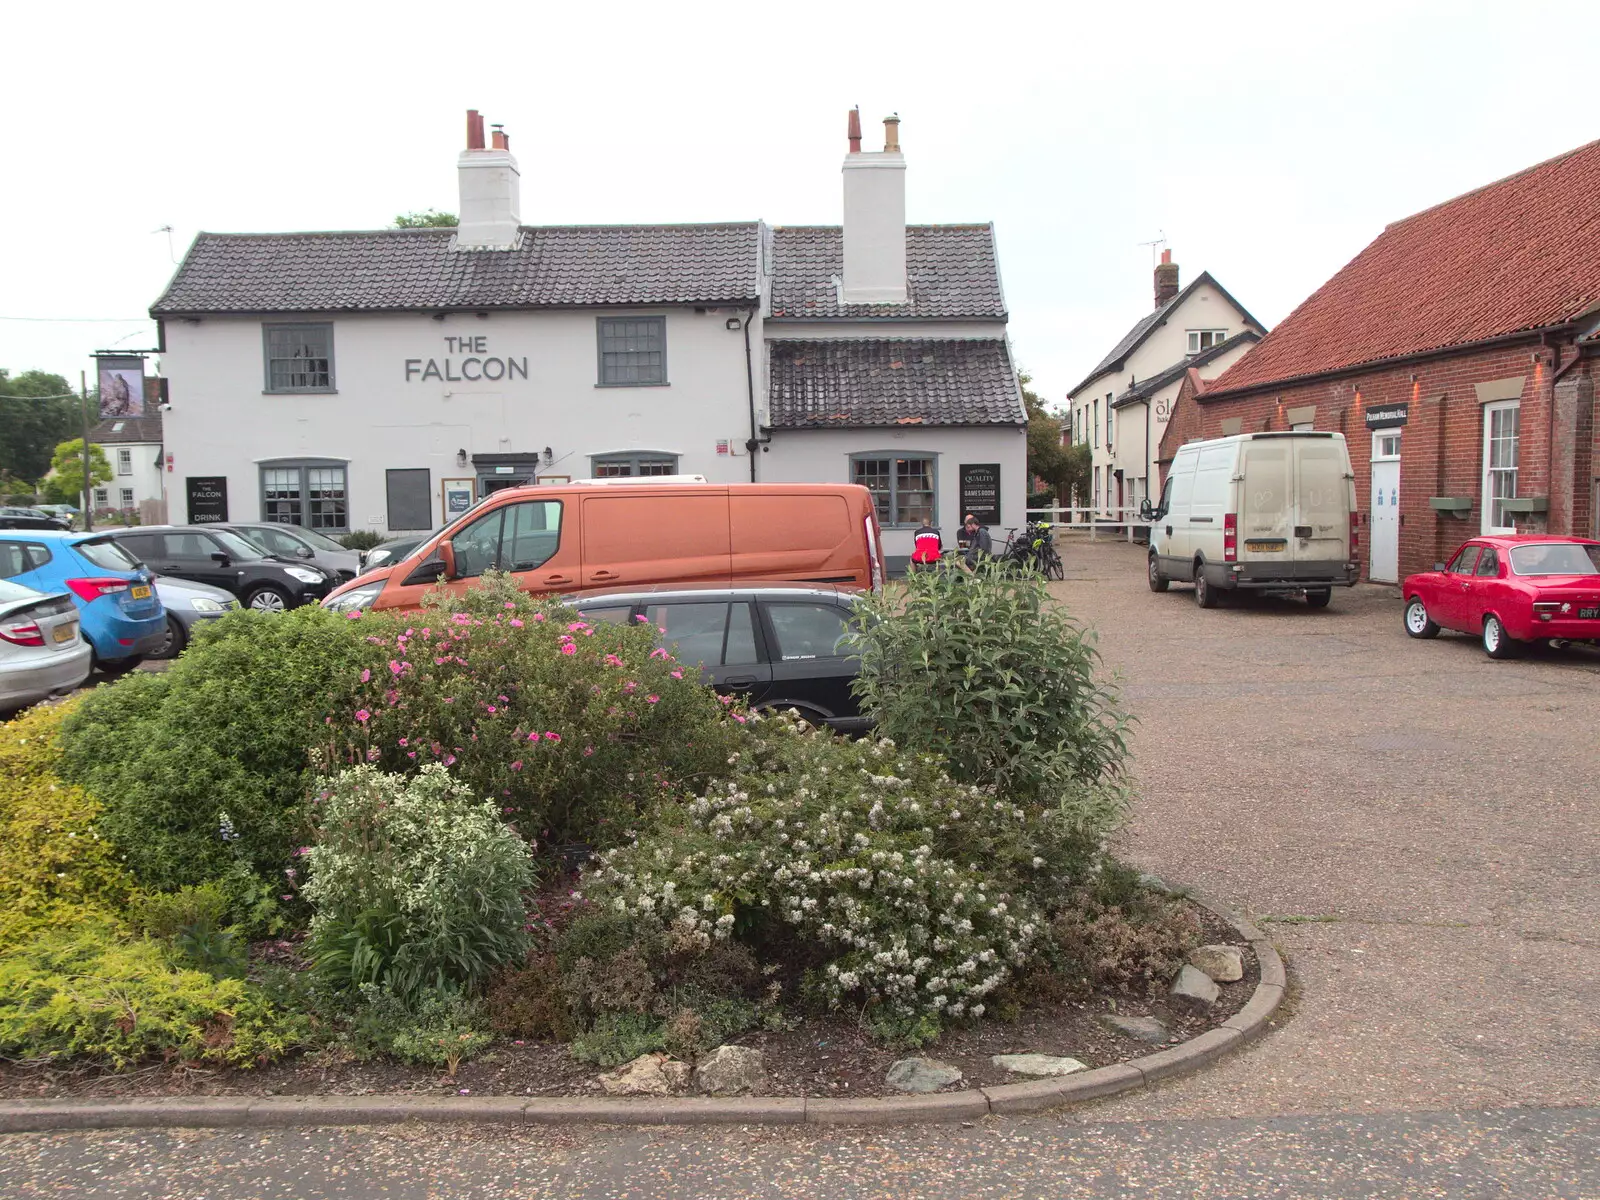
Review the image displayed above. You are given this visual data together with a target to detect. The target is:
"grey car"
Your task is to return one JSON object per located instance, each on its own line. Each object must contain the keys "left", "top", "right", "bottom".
{"left": 150, "top": 575, "right": 240, "bottom": 659}
{"left": 218, "top": 523, "right": 362, "bottom": 583}
{"left": 359, "top": 533, "right": 428, "bottom": 576}
{"left": 0, "top": 578, "right": 92, "bottom": 713}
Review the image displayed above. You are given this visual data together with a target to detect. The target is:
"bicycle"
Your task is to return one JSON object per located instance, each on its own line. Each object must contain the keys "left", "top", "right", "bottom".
{"left": 997, "top": 522, "right": 1064, "bottom": 581}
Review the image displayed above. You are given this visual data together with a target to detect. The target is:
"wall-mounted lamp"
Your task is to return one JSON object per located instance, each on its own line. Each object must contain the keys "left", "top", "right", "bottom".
{"left": 542, "top": 446, "right": 553, "bottom": 465}
{"left": 725, "top": 317, "right": 743, "bottom": 331}
{"left": 455, "top": 448, "right": 468, "bottom": 467}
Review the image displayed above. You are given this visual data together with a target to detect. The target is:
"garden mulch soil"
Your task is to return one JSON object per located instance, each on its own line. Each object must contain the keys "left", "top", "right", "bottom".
{"left": 0, "top": 905, "right": 1255, "bottom": 1103}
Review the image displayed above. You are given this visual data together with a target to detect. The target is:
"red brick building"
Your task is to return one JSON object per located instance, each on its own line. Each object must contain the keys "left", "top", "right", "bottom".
{"left": 1160, "top": 140, "right": 1600, "bottom": 583}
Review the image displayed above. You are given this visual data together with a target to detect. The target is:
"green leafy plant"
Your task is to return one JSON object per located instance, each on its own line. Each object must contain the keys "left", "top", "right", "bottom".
{"left": 848, "top": 561, "right": 1132, "bottom": 806}
{"left": 569, "top": 1011, "right": 665, "bottom": 1066}
{"left": 338, "top": 530, "right": 385, "bottom": 552}
{"left": 129, "top": 882, "right": 247, "bottom": 977}
{"left": 302, "top": 765, "right": 534, "bottom": 999}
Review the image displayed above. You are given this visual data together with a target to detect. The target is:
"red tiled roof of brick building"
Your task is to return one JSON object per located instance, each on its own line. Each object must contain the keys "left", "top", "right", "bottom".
{"left": 1206, "top": 139, "right": 1600, "bottom": 397}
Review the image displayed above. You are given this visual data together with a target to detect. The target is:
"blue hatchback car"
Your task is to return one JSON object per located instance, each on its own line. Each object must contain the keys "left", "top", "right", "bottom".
{"left": 0, "top": 531, "right": 166, "bottom": 671}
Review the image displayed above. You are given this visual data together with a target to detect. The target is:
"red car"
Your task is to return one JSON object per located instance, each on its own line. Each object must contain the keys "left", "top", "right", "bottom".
{"left": 1402, "top": 535, "right": 1600, "bottom": 658}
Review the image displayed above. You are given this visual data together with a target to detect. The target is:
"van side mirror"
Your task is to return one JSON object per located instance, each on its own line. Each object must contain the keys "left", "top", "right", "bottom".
{"left": 439, "top": 539, "right": 458, "bottom": 580}
{"left": 1139, "top": 499, "right": 1155, "bottom": 521}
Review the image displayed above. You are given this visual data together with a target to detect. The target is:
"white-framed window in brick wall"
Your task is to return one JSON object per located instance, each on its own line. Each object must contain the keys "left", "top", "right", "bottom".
{"left": 596, "top": 317, "right": 667, "bottom": 386}
{"left": 263, "top": 323, "right": 336, "bottom": 393}
{"left": 1482, "top": 400, "right": 1520, "bottom": 534}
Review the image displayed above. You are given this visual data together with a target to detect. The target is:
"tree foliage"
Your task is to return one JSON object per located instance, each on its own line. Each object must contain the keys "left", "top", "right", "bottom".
{"left": 0, "top": 370, "right": 76, "bottom": 483}
{"left": 1020, "top": 371, "right": 1074, "bottom": 503}
{"left": 393, "top": 210, "right": 459, "bottom": 228}
{"left": 43, "top": 439, "right": 111, "bottom": 506}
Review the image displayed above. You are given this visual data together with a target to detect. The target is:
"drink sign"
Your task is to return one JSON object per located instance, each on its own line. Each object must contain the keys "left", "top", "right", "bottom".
{"left": 186, "top": 476, "right": 229, "bottom": 524}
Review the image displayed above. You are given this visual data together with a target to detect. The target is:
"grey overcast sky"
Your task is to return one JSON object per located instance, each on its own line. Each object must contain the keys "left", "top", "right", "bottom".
{"left": 3, "top": 0, "right": 1596, "bottom": 406}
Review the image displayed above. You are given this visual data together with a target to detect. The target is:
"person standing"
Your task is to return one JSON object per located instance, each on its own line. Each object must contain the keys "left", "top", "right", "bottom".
{"left": 962, "top": 513, "right": 993, "bottom": 570}
{"left": 910, "top": 520, "right": 944, "bottom": 571}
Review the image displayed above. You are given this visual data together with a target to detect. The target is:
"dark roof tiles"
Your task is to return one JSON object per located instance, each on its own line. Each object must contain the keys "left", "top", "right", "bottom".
{"left": 89, "top": 415, "right": 164, "bottom": 444}
{"left": 767, "top": 339, "right": 1024, "bottom": 429}
{"left": 768, "top": 226, "right": 1006, "bottom": 320}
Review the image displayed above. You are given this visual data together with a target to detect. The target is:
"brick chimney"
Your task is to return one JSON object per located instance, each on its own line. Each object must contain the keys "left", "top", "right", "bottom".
{"left": 1154, "top": 248, "right": 1180, "bottom": 309}
{"left": 841, "top": 109, "right": 908, "bottom": 305}
{"left": 456, "top": 109, "right": 521, "bottom": 251}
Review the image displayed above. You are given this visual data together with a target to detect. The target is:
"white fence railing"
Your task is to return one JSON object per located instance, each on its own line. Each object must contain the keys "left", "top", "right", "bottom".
{"left": 1024, "top": 506, "right": 1149, "bottom": 543}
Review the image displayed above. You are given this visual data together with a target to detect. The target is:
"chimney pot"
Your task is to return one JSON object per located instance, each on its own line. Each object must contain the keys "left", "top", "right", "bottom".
{"left": 847, "top": 107, "right": 862, "bottom": 154}
{"left": 457, "top": 115, "right": 521, "bottom": 250}
{"left": 1160, "top": 248, "right": 1171, "bottom": 265}
{"left": 883, "top": 113, "right": 900, "bottom": 153}
{"left": 466, "top": 109, "right": 485, "bottom": 150}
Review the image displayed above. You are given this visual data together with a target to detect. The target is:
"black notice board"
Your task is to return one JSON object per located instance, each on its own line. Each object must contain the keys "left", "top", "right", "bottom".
{"left": 959, "top": 463, "right": 1001, "bottom": 526}
{"left": 186, "top": 476, "right": 229, "bottom": 524}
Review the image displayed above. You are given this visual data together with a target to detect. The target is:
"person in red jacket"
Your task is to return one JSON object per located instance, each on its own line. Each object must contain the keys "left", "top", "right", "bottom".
{"left": 910, "top": 521, "right": 943, "bottom": 571}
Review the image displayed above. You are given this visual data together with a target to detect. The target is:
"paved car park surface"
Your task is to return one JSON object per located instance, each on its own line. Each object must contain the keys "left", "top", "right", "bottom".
{"left": 4, "top": 538, "right": 1597, "bottom": 1196}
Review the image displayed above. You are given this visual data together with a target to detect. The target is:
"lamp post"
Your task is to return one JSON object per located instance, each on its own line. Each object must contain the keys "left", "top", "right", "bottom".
{"left": 79, "top": 371, "right": 93, "bottom": 531}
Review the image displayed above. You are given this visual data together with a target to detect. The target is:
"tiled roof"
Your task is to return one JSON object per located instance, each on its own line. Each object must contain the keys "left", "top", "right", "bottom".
{"left": 89, "top": 415, "right": 163, "bottom": 444}
{"left": 767, "top": 339, "right": 1024, "bottom": 429}
{"left": 1070, "top": 271, "right": 1262, "bottom": 396}
{"left": 151, "top": 225, "right": 764, "bottom": 314}
{"left": 768, "top": 226, "right": 1006, "bottom": 320}
{"left": 1207, "top": 139, "right": 1600, "bottom": 396}
{"left": 1111, "top": 331, "right": 1261, "bottom": 408}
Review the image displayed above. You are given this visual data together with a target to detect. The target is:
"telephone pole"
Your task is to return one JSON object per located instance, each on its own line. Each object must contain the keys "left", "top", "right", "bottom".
{"left": 79, "top": 370, "right": 94, "bottom": 531}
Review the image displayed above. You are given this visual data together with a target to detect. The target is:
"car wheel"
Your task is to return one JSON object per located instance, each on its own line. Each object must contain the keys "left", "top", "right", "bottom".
{"left": 1194, "top": 564, "right": 1218, "bottom": 609}
{"left": 246, "top": 585, "right": 291, "bottom": 613}
{"left": 1482, "top": 614, "right": 1517, "bottom": 659}
{"left": 96, "top": 655, "right": 144, "bottom": 676}
{"left": 1148, "top": 554, "right": 1169, "bottom": 593}
{"left": 1404, "top": 596, "right": 1440, "bottom": 639}
{"left": 1305, "top": 588, "right": 1333, "bottom": 609}
{"left": 150, "top": 615, "right": 187, "bottom": 660}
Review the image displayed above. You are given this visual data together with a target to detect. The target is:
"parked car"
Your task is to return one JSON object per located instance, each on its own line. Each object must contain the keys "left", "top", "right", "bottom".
{"left": 1144, "top": 431, "right": 1359, "bottom": 608}
{"left": 216, "top": 522, "right": 362, "bottom": 583}
{"left": 0, "top": 506, "right": 71, "bottom": 531}
{"left": 0, "top": 531, "right": 165, "bottom": 671}
{"left": 0, "top": 578, "right": 93, "bottom": 712}
{"left": 1402, "top": 535, "right": 1600, "bottom": 658}
{"left": 359, "top": 533, "right": 427, "bottom": 576}
{"left": 105, "top": 526, "right": 338, "bottom": 612}
{"left": 150, "top": 575, "right": 240, "bottom": 659}
{"left": 323, "top": 481, "right": 885, "bottom": 614}
{"left": 568, "top": 583, "right": 870, "bottom": 734}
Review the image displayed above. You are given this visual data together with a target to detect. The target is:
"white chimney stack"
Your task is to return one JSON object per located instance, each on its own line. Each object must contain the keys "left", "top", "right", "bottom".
{"left": 841, "top": 109, "right": 907, "bottom": 305}
{"left": 455, "top": 109, "right": 522, "bottom": 251}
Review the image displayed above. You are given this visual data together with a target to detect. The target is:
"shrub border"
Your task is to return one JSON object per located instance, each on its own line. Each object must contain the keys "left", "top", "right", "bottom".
{"left": 0, "top": 889, "right": 1285, "bottom": 1132}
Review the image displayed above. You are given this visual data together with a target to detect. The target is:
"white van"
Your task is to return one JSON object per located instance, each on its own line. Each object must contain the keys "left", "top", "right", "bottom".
{"left": 1143, "top": 432, "right": 1359, "bottom": 608}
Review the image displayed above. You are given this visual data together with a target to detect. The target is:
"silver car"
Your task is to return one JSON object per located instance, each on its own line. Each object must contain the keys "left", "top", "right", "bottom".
{"left": 151, "top": 576, "right": 240, "bottom": 659}
{"left": 0, "top": 579, "right": 93, "bottom": 713}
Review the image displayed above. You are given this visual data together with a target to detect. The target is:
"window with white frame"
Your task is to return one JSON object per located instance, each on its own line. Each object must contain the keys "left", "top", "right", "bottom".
{"left": 115, "top": 448, "right": 132, "bottom": 476}
{"left": 260, "top": 459, "right": 349, "bottom": 531}
{"left": 263, "top": 323, "right": 335, "bottom": 392}
{"left": 93, "top": 487, "right": 109, "bottom": 508}
{"left": 597, "top": 317, "right": 667, "bottom": 386}
{"left": 850, "top": 454, "right": 936, "bottom": 528}
{"left": 119, "top": 487, "right": 134, "bottom": 508}
{"left": 1482, "top": 401, "right": 1520, "bottom": 533}
{"left": 1187, "top": 329, "right": 1228, "bottom": 355}
{"left": 1106, "top": 399, "right": 1115, "bottom": 449}
{"left": 1094, "top": 465, "right": 1102, "bottom": 509}
{"left": 589, "top": 452, "right": 679, "bottom": 477}
{"left": 1092, "top": 399, "right": 1100, "bottom": 447}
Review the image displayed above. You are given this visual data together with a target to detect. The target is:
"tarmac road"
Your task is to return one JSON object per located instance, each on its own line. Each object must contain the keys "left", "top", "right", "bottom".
{"left": 3, "top": 539, "right": 1596, "bottom": 1197}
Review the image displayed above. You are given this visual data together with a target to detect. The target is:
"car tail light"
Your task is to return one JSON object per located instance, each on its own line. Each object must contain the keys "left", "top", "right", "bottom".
{"left": 1223, "top": 513, "right": 1238, "bottom": 563}
{"left": 0, "top": 619, "right": 46, "bottom": 646}
{"left": 66, "top": 577, "right": 130, "bottom": 603}
{"left": 1533, "top": 600, "right": 1561, "bottom": 622}
{"left": 1349, "top": 511, "right": 1360, "bottom": 562}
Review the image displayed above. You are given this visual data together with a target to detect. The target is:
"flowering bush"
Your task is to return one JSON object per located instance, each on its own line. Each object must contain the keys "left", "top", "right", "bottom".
{"left": 848, "top": 561, "right": 1132, "bottom": 807}
{"left": 302, "top": 765, "right": 535, "bottom": 999}
{"left": 329, "top": 572, "right": 746, "bottom": 847}
{"left": 580, "top": 716, "right": 1057, "bottom": 1032}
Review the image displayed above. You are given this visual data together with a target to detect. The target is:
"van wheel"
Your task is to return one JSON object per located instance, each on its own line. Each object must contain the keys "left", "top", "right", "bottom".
{"left": 1404, "top": 597, "right": 1440, "bottom": 638}
{"left": 1482, "top": 614, "right": 1517, "bottom": 660}
{"left": 1147, "top": 554, "right": 1169, "bottom": 593}
{"left": 1194, "top": 565, "right": 1218, "bottom": 609}
{"left": 1305, "top": 588, "right": 1333, "bottom": 609}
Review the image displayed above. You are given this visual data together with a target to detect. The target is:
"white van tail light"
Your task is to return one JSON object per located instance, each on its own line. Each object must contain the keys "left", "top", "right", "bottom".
{"left": 1349, "top": 511, "right": 1360, "bottom": 563}
{"left": 865, "top": 514, "right": 883, "bottom": 592}
{"left": 1223, "top": 513, "right": 1238, "bottom": 563}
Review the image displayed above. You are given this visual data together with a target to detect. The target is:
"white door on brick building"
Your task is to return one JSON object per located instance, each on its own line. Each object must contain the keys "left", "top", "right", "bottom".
{"left": 1369, "top": 431, "right": 1401, "bottom": 583}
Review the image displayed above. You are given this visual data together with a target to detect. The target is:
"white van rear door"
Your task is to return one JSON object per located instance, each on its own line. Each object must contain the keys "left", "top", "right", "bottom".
{"left": 1240, "top": 439, "right": 1293, "bottom": 563}
{"left": 1294, "top": 438, "right": 1352, "bottom": 565}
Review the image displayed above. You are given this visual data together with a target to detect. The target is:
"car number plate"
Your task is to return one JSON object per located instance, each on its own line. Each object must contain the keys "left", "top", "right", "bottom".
{"left": 52, "top": 623, "right": 77, "bottom": 644}
{"left": 1245, "top": 540, "right": 1286, "bottom": 552}
{"left": 130, "top": 585, "right": 151, "bottom": 600}
{"left": 1580, "top": 606, "right": 1600, "bottom": 620}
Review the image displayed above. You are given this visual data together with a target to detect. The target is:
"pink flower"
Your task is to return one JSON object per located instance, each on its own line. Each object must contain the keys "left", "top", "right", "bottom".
{"left": 295, "top": 846, "right": 311, "bottom": 857}
{"left": 345, "top": 611, "right": 362, "bottom": 620}
{"left": 366, "top": 747, "right": 380, "bottom": 761}
{"left": 544, "top": 732, "right": 561, "bottom": 743}
{"left": 604, "top": 654, "right": 624, "bottom": 667}
{"left": 355, "top": 709, "right": 371, "bottom": 723}
{"left": 583, "top": 746, "right": 594, "bottom": 757}
{"left": 717, "top": 694, "right": 735, "bottom": 706}
{"left": 532, "top": 612, "right": 546, "bottom": 622}
{"left": 635, "top": 614, "right": 650, "bottom": 622}
{"left": 498, "top": 695, "right": 509, "bottom": 702}
{"left": 398, "top": 738, "right": 409, "bottom": 746}
{"left": 646, "top": 694, "right": 660, "bottom": 704}
{"left": 510, "top": 761, "right": 523, "bottom": 771}
{"left": 509, "top": 618, "right": 524, "bottom": 628}
{"left": 732, "top": 713, "right": 747, "bottom": 724}
{"left": 390, "top": 660, "right": 404, "bottom": 676}
{"left": 649, "top": 647, "right": 670, "bottom": 660}
{"left": 360, "top": 668, "right": 371, "bottom": 683}
{"left": 561, "top": 643, "right": 576, "bottom": 656}
{"left": 670, "top": 669, "right": 684, "bottom": 679}
{"left": 624, "top": 681, "right": 638, "bottom": 693}
{"left": 282, "top": 894, "right": 294, "bottom": 901}
{"left": 443, "top": 697, "right": 454, "bottom": 704}
{"left": 385, "top": 690, "right": 399, "bottom": 705}
{"left": 451, "top": 613, "right": 471, "bottom": 625}
{"left": 406, "top": 751, "right": 417, "bottom": 759}
{"left": 567, "top": 621, "right": 588, "bottom": 632}
{"left": 504, "top": 601, "right": 517, "bottom": 609}
{"left": 444, "top": 754, "right": 457, "bottom": 765}
{"left": 486, "top": 705, "right": 497, "bottom": 714}
{"left": 528, "top": 732, "right": 539, "bottom": 742}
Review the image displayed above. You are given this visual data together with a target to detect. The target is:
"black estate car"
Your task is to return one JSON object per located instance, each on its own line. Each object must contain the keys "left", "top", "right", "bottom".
{"left": 107, "top": 526, "right": 338, "bottom": 611}
{"left": 568, "top": 584, "right": 869, "bottom": 734}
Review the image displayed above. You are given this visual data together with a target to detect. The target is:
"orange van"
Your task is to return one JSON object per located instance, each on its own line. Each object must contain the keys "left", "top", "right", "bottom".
{"left": 320, "top": 480, "right": 886, "bottom": 614}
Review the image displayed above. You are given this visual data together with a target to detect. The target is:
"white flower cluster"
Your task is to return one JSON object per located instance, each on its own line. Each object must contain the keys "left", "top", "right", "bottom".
{"left": 582, "top": 719, "right": 1045, "bottom": 1023}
